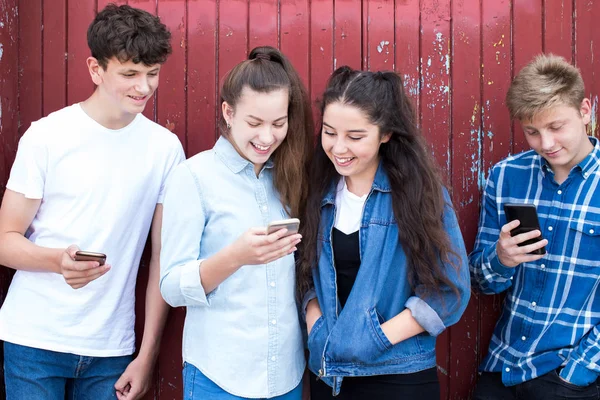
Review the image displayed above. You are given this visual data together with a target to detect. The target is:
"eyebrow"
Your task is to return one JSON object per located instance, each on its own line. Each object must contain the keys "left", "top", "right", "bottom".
{"left": 121, "top": 67, "right": 160, "bottom": 74}
{"left": 247, "top": 115, "right": 288, "bottom": 122}
{"left": 322, "top": 122, "right": 367, "bottom": 133}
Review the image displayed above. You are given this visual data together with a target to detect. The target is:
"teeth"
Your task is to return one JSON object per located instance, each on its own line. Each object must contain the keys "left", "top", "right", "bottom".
{"left": 253, "top": 143, "right": 270, "bottom": 151}
{"left": 335, "top": 156, "right": 354, "bottom": 163}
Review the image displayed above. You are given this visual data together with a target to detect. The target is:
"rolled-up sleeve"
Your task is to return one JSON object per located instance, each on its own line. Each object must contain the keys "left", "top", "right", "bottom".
{"left": 405, "top": 191, "right": 471, "bottom": 337}
{"left": 160, "top": 162, "right": 214, "bottom": 307}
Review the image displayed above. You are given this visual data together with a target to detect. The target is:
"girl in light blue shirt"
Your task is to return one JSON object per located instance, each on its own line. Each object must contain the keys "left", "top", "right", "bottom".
{"left": 159, "top": 46, "right": 313, "bottom": 400}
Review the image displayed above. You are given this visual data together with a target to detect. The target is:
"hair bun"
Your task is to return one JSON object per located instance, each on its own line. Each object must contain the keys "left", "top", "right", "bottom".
{"left": 252, "top": 53, "right": 271, "bottom": 61}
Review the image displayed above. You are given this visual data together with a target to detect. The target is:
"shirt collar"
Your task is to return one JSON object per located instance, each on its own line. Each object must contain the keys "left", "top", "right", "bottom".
{"left": 321, "top": 160, "right": 391, "bottom": 206}
{"left": 539, "top": 136, "right": 600, "bottom": 179}
{"left": 214, "top": 135, "right": 274, "bottom": 174}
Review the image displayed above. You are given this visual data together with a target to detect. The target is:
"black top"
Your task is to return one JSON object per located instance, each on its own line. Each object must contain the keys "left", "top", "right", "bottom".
{"left": 332, "top": 227, "right": 360, "bottom": 308}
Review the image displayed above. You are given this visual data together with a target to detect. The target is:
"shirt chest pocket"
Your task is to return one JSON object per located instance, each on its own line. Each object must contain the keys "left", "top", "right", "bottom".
{"left": 568, "top": 220, "right": 600, "bottom": 265}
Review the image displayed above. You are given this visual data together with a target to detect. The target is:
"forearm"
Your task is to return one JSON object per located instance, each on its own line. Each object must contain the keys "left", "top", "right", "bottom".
{"left": 381, "top": 309, "right": 425, "bottom": 345}
{"left": 561, "top": 325, "right": 600, "bottom": 386}
{"left": 198, "top": 243, "right": 243, "bottom": 294}
{"left": 137, "top": 256, "right": 170, "bottom": 362}
{"left": 0, "top": 232, "right": 62, "bottom": 273}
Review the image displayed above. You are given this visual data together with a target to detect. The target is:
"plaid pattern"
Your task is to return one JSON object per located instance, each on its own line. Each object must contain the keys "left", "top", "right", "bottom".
{"left": 469, "top": 137, "right": 600, "bottom": 386}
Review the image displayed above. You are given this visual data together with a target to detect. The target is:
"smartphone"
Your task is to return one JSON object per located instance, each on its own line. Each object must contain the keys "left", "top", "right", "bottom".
{"left": 503, "top": 203, "right": 546, "bottom": 255}
{"left": 74, "top": 251, "right": 107, "bottom": 266}
{"left": 267, "top": 218, "right": 300, "bottom": 236}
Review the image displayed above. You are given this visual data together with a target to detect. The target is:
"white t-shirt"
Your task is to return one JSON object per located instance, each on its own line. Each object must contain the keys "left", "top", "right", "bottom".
{"left": 334, "top": 178, "right": 367, "bottom": 234}
{"left": 0, "top": 103, "right": 184, "bottom": 357}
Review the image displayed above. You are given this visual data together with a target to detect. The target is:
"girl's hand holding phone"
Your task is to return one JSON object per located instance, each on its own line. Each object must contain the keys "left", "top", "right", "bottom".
{"left": 230, "top": 227, "right": 302, "bottom": 266}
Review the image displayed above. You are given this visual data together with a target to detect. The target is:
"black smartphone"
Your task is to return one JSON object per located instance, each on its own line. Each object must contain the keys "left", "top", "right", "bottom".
{"left": 74, "top": 250, "right": 107, "bottom": 266}
{"left": 503, "top": 203, "right": 546, "bottom": 255}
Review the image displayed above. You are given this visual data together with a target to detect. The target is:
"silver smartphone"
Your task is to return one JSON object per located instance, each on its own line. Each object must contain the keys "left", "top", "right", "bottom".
{"left": 267, "top": 218, "right": 300, "bottom": 236}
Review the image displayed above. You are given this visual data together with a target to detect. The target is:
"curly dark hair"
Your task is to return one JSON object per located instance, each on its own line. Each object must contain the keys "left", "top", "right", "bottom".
{"left": 87, "top": 4, "right": 172, "bottom": 69}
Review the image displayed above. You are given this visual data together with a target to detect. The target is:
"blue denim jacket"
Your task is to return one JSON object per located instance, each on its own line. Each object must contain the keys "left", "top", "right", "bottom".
{"left": 307, "top": 163, "right": 471, "bottom": 395}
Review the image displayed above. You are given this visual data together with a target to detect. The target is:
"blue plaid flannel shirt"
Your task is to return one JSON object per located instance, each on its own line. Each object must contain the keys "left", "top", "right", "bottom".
{"left": 470, "top": 137, "right": 600, "bottom": 387}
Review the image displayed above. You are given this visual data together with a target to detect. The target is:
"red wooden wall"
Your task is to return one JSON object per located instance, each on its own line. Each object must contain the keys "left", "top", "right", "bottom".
{"left": 1, "top": 0, "right": 599, "bottom": 399}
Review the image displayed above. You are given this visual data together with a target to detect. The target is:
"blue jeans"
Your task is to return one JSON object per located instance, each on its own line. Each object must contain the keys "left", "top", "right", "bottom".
{"left": 183, "top": 362, "right": 302, "bottom": 400}
{"left": 3, "top": 341, "right": 132, "bottom": 400}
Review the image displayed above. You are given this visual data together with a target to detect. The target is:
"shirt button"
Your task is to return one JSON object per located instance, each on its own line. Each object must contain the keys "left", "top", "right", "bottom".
{"left": 270, "top": 281, "right": 276, "bottom": 287}
{"left": 590, "top": 229, "right": 595, "bottom": 234}
{"left": 521, "top": 336, "right": 526, "bottom": 341}
{"left": 532, "top": 302, "right": 537, "bottom": 307}
{"left": 540, "top": 264, "right": 545, "bottom": 269}
{"left": 505, "top": 367, "right": 511, "bottom": 373}
{"left": 271, "top": 319, "right": 277, "bottom": 325}
{"left": 557, "top": 190, "right": 562, "bottom": 195}
{"left": 262, "top": 205, "right": 268, "bottom": 212}
{"left": 548, "top": 226, "right": 553, "bottom": 231}
{"left": 584, "top": 173, "right": 589, "bottom": 178}
{"left": 271, "top": 356, "right": 276, "bottom": 361}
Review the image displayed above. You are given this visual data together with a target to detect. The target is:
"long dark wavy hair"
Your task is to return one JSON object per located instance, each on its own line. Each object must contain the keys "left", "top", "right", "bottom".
{"left": 297, "top": 66, "right": 459, "bottom": 301}
{"left": 220, "top": 46, "right": 314, "bottom": 218}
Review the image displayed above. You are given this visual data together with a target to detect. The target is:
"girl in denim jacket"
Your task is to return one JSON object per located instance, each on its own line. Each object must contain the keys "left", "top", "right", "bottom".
{"left": 297, "top": 67, "right": 471, "bottom": 399}
{"left": 160, "top": 46, "right": 313, "bottom": 400}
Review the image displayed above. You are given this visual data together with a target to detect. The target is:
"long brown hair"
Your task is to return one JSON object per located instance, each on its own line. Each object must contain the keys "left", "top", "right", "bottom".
{"left": 219, "top": 46, "right": 314, "bottom": 218}
{"left": 298, "top": 66, "right": 459, "bottom": 301}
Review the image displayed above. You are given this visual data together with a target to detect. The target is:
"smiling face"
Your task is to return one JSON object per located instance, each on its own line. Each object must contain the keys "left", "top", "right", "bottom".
{"left": 321, "top": 101, "right": 391, "bottom": 195}
{"left": 521, "top": 99, "right": 593, "bottom": 182}
{"left": 90, "top": 56, "right": 160, "bottom": 119}
{"left": 222, "top": 86, "right": 289, "bottom": 175}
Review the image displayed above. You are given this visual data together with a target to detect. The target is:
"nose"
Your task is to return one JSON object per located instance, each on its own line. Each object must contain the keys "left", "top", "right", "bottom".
{"left": 539, "top": 131, "right": 556, "bottom": 151}
{"left": 134, "top": 77, "right": 151, "bottom": 95}
{"left": 258, "top": 125, "right": 275, "bottom": 144}
{"left": 331, "top": 136, "right": 347, "bottom": 154}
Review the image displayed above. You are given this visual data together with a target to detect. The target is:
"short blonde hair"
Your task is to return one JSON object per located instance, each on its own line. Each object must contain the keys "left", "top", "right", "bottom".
{"left": 506, "top": 54, "right": 585, "bottom": 121}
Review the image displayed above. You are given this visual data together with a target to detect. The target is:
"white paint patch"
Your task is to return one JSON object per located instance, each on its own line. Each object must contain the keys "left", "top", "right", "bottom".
{"left": 376, "top": 40, "right": 389, "bottom": 53}
{"left": 0, "top": 97, "right": 3, "bottom": 131}
{"left": 0, "top": 43, "right": 3, "bottom": 61}
{"left": 0, "top": 22, "right": 4, "bottom": 28}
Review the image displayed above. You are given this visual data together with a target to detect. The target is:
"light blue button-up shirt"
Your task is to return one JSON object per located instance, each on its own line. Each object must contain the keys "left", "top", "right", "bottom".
{"left": 160, "top": 136, "right": 304, "bottom": 398}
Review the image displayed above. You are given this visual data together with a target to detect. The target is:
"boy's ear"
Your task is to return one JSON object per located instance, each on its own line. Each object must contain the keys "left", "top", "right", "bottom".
{"left": 580, "top": 98, "right": 592, "bottom": 125}
{"left": 87, "top": 57, "right": 104, "bottom": 86}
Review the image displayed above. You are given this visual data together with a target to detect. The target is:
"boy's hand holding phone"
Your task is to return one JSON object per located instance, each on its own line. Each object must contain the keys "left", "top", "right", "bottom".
{"left": 497, "top": 204, "right": 549, "bottom": 267}
{"left": 60, "top": 245, "right": 111, "bottom": 289}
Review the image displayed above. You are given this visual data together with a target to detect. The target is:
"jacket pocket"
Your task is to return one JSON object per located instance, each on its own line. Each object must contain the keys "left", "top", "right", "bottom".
{"left": 307, "top": 315, "right": 328, "bottom": 375}
{"left": 568, "top": 220, "right": 600, "bottom": 268}
{"left": 367, "top": 307, "right": 393, "bottom": 352}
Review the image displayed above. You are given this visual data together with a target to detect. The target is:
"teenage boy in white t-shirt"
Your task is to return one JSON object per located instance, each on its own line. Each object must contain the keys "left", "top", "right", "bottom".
{"left": 0, "top": 4, "right": 184, "bottom": 400}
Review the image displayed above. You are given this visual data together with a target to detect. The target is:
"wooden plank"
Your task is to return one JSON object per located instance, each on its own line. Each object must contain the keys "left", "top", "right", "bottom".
{"left": 394, "top": 0, "right": 420, "bottom": 121}
{"left": 154, "top": 1, "right": 187, "bottom": 399}
{"left": 248, "top": 0, "right": 278, "bottom": 50}
{"left": 419, "top": 1, "right": 452, "bottom": 397}
{"left": 42, "top": 0, "right": 67, "bottom": 116}
{"left": 218, "top": 0, "right": 249, "bottom": 84}
{"left": 543, "top": 0, "right": 573, "bottom": 61}
{"left": 512, "top": 0, "right": 542, "bottom": 153}
{"left": 364, "top": 0, "right": 394, "bottom": 72}
{"left": 310, "top": 1, "right": 334, "bottom": 120}
{"left": 574, "top": 0, "right": 600, "bottom": 137}
{"left": 479, "top": 0, "right": 512, "bottom": 372}
{"left": 280, "top": 0, "right": 310, "bottom": 92}
{"left": 18, "top": 0, "right": 43, "bottom": 134}
{"left": 448, "top": 0, "right": 482, "bottom": 398}
{"left": 0, "top": 1, "right": 19, "bottom": 394}
{"left": 187, "top": 0, "right": 218, "bottom": 156}
{"left": 66, "top": 0, "right": 96, "bottom": 105}
{"left": 332, "top": 0, "right": 361, "bottom": 71}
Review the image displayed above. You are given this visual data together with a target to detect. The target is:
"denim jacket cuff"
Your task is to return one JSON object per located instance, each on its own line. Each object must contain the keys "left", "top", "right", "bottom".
{"left": 486, "top": 245, "right": 516, "bottom": 278}
{"left": 180, "top": 259, "right": 216, "bottom": 305}
{"left": 301, "top": 288, "right": 317, "bottom": 321}
{"left": 560, "top": 359, "right": 600, "bottom": 386}
{"left": 405, "top": 296, "right": 446, "bottom": 336}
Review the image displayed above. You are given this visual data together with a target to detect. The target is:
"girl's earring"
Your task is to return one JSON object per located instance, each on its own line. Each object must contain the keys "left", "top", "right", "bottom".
{"left": 227, "top": 121, "right": 231, "bottom": 129}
